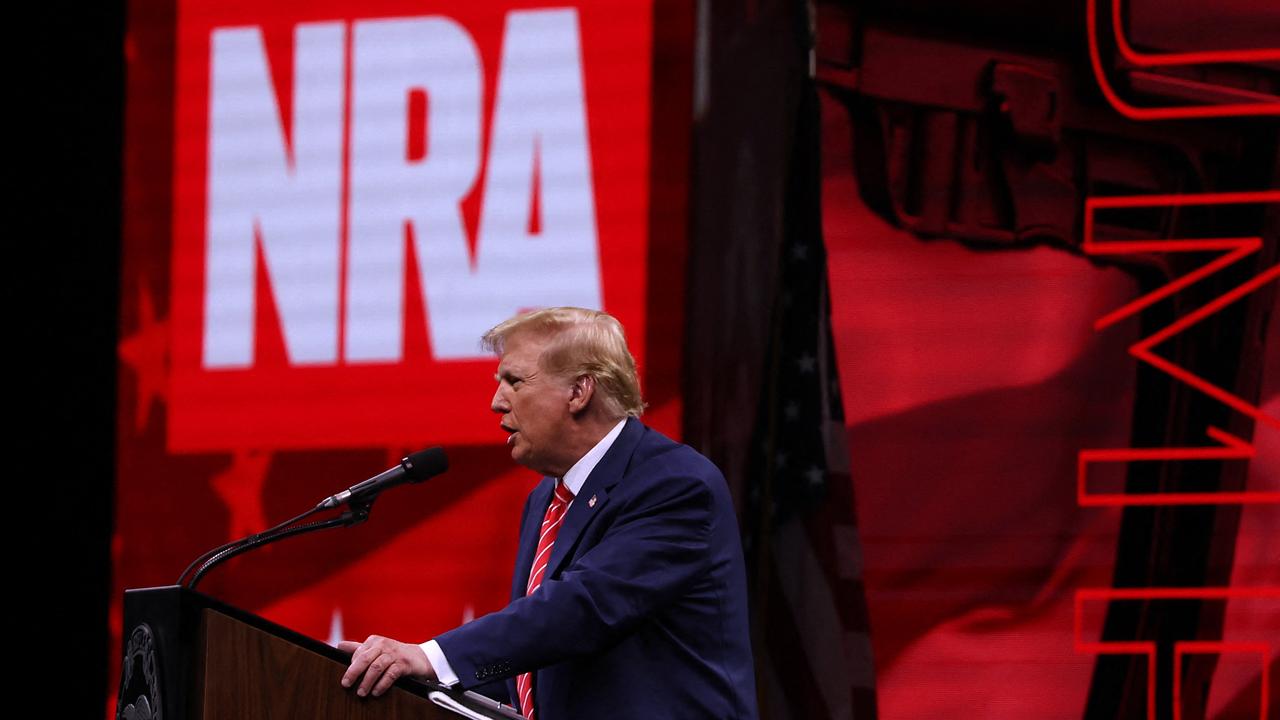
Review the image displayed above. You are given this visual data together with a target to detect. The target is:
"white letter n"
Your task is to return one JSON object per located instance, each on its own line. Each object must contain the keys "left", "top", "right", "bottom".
{"left": 204, "top": 23, "right": 345, "bottom": 368}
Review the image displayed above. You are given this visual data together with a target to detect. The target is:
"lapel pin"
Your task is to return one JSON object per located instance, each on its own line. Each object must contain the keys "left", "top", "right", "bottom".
{"left": 588, "top": 494, "right": 597, "bottom": 508}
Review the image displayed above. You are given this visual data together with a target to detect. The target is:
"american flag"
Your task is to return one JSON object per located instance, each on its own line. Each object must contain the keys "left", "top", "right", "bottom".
{"left": 742, "top": 77, "right": 878, "bottom": 720}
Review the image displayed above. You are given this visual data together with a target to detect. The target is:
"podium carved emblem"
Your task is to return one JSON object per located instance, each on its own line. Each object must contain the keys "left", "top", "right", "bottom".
{"left": 117, "top": 623, "right": 162, "bottom": 720}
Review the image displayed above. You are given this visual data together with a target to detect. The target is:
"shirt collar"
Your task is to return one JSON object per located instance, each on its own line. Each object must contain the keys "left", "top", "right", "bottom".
{"left": 560, "top": 419, "right": 627, "bottom": 496}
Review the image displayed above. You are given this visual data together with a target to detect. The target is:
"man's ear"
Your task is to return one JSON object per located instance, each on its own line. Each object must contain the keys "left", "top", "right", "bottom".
{"left": 568, "top": 374, "right": 596, "bottom": 414}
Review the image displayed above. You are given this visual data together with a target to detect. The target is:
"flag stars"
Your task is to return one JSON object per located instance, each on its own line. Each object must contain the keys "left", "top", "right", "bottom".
{"left": 790, "top": 242, "right": 809, "bottom": 261}
{"left": 117, "top": 282, "right": 169, "bottom": 432}
{"left": 210, "top": 449, "right": 272, "bottom": 541}
{"left": 796, "top": 353, "right": 816, "bottom": 374}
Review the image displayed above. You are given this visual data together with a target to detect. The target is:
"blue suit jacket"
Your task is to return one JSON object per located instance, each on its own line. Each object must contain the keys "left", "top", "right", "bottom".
{"left": 435, "top": 418, "right": 758, "bottom": 719}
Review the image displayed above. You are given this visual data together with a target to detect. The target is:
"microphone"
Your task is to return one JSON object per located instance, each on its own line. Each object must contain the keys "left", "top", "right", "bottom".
{"left": 318, "top": 447, "right": 449, "bottom": 509}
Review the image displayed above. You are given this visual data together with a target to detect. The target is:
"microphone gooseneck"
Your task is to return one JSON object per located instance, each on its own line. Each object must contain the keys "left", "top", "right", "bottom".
{"left": 178, "top": 446, "right": 449, "bottom": 589}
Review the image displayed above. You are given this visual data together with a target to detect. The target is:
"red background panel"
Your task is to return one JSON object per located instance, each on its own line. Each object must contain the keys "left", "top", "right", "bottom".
{"left": 167, "top": 0, "right": 654, "bottom": 452}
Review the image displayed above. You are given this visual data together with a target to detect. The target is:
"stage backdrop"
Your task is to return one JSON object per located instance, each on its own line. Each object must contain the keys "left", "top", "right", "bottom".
{"left": 112, "top": 0, "right": 688, "bottom": 713}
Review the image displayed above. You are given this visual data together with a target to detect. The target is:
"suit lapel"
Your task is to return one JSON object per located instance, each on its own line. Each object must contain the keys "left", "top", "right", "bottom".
{"left": 545, "top": 418, "right": 646, "bottom": 580}
{"left": 513, "top": 477, "right": 555, "bottom": 600}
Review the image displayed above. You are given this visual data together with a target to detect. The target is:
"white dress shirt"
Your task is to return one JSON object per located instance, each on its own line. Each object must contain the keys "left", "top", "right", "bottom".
{"left": 421, "top": 419, "right": 628, "bottom": 687}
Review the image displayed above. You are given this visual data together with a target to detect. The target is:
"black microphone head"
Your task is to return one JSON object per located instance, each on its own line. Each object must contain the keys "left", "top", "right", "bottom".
{"left": 401, "top": 447, "right": 448, "bottom": 482}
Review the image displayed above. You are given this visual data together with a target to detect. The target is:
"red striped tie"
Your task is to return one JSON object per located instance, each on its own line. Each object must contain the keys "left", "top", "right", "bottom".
{"left": 516, "top": 480, "right": 575, "bottom": 720}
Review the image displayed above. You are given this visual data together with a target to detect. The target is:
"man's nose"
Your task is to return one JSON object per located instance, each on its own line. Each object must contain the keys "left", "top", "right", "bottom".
{"left": 491, "top": 385, "right": 509, "bottom": 413}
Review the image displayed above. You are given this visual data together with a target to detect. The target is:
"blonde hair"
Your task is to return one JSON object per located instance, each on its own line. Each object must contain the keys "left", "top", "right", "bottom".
{"left": 482, "top": 307, "right": 645, "bottom": 419}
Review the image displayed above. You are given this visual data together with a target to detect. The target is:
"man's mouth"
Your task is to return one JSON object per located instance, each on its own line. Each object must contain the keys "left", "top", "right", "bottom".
{"left": 501, "top": 424, "right": 518, "bottom": 444}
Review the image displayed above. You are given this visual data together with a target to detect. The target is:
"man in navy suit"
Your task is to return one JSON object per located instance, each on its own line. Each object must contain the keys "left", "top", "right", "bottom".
{"left": 341, "top": 307, "right": 757, "bottom": 719}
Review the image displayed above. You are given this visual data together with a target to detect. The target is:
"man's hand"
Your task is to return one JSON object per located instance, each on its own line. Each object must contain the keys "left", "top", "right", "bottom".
{"left": 338, "top": 636, "right": 435, "bottom": 697}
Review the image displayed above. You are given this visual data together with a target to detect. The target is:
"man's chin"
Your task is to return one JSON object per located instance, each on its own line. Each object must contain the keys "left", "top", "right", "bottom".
{"left": 509, "top": 448, "right": 547, "bottom": 475}
{"left": 508, "top": 442, "right": 529, "bottom": 465}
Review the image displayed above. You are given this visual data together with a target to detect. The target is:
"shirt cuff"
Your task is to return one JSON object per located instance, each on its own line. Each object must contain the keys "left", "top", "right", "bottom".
{"left": 421, "top": 639, "right": 459, "bottom": 687}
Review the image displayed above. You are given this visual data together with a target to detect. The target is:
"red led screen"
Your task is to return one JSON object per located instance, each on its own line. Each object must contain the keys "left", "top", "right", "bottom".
{"left": 168, "top": 0, "right": 654, "bottom": 451}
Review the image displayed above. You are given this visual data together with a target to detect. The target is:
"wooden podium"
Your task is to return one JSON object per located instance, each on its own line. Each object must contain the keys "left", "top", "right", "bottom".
{"left": 117, "top": 586, "right": 519, "bottom": 720}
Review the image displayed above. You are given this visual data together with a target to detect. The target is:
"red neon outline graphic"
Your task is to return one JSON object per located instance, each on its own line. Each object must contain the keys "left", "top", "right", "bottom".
{"left": 1086, "top": 0, "right": 1280, "bottom": 119}
{"left": 1088, "top": 237, "right": 1260, "bottom": 331}
{"left": 1110, "top": 0, "right": 1280, "bottom": 67}
{"left": 1084, "top": 192, "right": 1279, "bottom": 326}
{"left": 1079, "top": 191, "right": 1280, "bottom": 505}
{"left": 1077, "top": 426, "right": 1280, "bottom": 506}
{"left": 1085, "top": 190, "right": 1280, "bottom": 435}
{"left": 1173, "top": 642, "right": 1270, "bottom": 720}
{"left": 1131, "top": 263, "right": 1280, "bottom": 432}
{"left": 1074, "top": 587, "right": 1280, "bottom": 720}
